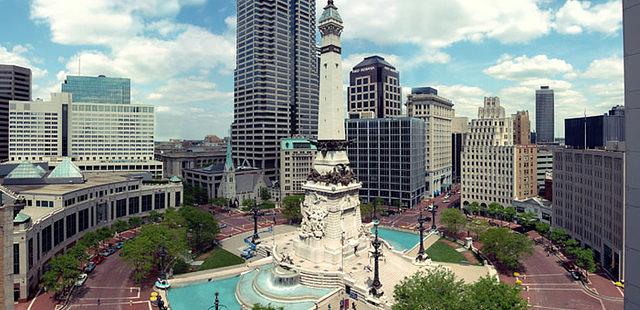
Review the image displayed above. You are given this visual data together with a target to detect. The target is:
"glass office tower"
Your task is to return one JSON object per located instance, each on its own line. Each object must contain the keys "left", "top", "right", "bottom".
{"left": 62, "top": 75, "right": 131, "bottom": 104}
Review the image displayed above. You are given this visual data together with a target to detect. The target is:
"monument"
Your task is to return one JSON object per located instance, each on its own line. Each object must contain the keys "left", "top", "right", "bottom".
{"left": 294, "top": 0, "right": 369, "bottom": 265}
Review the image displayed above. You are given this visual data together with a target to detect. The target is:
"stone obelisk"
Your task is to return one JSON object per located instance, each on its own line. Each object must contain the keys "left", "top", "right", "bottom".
{"left": 294, "top": 0, "right": 367, "bottom": 265}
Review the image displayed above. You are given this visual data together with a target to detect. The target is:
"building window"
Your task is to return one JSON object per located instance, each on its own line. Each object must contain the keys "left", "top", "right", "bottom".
{"left": 13, "top": 244, "right": 19, "bottom": 274}
{"left": 116, "top": 199, "right": 127, "bottom": 218}
{"left": 66, "top": 214, "right": 76, "bottom": 239}
{"left": 53, "top": 219, "right": 64, "bottom": 246}
{"left": 41, "top": 225, "right": 52, "bottom": 255}
{"left": 129, "top": 197, "right": 140, "bottom": 215}
{"left": 154, "top": 193, "right": 165, "bottom": 210}
{"left": 142, "top": 195, "right": 152, "bottom": 212}
{"left": 27, "top": 239, "right": 33, "bottom": 270}
{"left": 78, "top": 209, "right": 89, "bottom": 232}
{"left": 175, "top": 192, "right": 181, "bottom": 206}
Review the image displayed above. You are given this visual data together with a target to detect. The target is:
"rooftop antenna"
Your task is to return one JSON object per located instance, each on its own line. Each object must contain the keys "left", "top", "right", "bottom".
{"left": 78, "top": 55, "right": 81, "bottom": 75}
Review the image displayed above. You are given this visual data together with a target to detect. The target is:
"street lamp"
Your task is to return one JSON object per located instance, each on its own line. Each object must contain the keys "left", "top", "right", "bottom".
{"left": 207, "top": 291, "right": 228, "bottom": 310}
{"left": 369, "top": 219, "right": 383, "bottom": 297}
{"left": 251, "top": 200, "right": 260, "bottom": 244}
{"left": 158, "top": 246, "right": 167, "bottom": 280}
{"left": 430, "top": 204, "right": 437, "bottom": 231}
{"left": 417, "top": 211, "right": 427, "bottom": 261}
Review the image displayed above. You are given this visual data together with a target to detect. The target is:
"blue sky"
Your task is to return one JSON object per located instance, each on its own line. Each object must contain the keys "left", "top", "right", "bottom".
{"left": 0, "top": 0, "right": 624, "bottom": 140}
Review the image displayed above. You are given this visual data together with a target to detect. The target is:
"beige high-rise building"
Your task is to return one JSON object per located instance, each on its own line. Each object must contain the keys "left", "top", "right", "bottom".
{"left": 461, "top": 97, "right": 536, "bottom": 207}
{"left": 1, "top": 203, "right": 14, "bottom": 309}
{"left": 279, "top": 138, "right": 316, "bottom": 197}
{"left": 406, "top": 87, "right": 454, "bottom": 196}
{"left": 513, "top": 111, "right": 531, "bottom": 145}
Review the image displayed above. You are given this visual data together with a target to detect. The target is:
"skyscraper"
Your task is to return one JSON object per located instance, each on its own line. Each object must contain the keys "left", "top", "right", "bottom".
{"left": 0, "top": 65, "right": 31, "bottom": 162}
{"left": 513, "top": 111, "right": 531, "bottom": 145}
{"left": 406, "top": 87, "right": 454, "bottom": 196}
{"left": 62, "top": 75, "right": 130, "bottom": 104}
{"left": 564, "top": 106, "right": 625, "bottom": 149}
{"left": 348, "top": 56, "right": 401, "bottom": 118}
{"left": 624, "top": 0, "right": 640, "bottom": 308}
{"left": 536, "top": 86, "right": 554, "bottom": 144}
{"left": 451, "top": 117, "right": 469, "bottom": 184}
{"left": 231, "top": 0, "right": 319, "bottom": 179}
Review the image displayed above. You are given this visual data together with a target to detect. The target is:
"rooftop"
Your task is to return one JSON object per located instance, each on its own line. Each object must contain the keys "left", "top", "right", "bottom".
{"left": 5, "top": 174, "right": 131, "bottom": 196}
{"left": 353, "top": 55, "right": 395, "bottom": 70}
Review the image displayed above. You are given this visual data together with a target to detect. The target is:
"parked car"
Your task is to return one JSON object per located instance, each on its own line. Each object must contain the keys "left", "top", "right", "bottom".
{"left": 115, "top": 241, "right": 124, "bottom": 249}
{"left": 570, "top": 270, "right": 581, "bottom": 281}
{"left": 75, "top": 274, "right": 88, "bottom": 287}
{"left": 219, "top": 223, "right": 228, "bottom": 229}
{"left": 90, "top": 255, "right": 104, "bottom": 265}
{"left": 100, "top": 247, "right": 116, "bottom": 257}
{"left": 84, "top": 262, "right": 96, "bottom": 273}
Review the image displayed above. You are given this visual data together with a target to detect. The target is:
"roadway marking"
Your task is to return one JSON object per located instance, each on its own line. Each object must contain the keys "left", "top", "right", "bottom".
{"left": 523, "top": 273, "right": 567, "bottom": 277}
{"left": 67, "top": 300, "right": 152, "bottom": 308}
{"left": 529, "top": 305, "right": 579, "bottom": 310}
{"left": 76, "top": 286, "right": 141, "bottom": 300}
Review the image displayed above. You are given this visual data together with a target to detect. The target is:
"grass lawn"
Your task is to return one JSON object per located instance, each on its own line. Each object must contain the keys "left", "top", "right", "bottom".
{"left": 197, "top": 247, "right": 245, "bottom": 271}
{"left": 425, "top": 240, "right": 467, "bottom": 264}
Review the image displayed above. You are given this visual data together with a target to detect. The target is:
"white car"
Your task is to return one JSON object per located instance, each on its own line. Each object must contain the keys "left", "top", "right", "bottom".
{"left": 75, "top": 273, "right": 88, "bottom": 287}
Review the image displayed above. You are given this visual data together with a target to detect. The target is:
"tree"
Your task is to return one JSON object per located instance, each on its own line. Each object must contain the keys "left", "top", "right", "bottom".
{"left": 183, "top": 184, "right": 208, "bottom": 205}
{"left": 516, "top": 211, "right": 538, "bottom": 229}
{"left": 440, "top": 208, "right": 467, "bottom": 235}
{"left": 393, "top": 199, "right": 402, "bottom": 213}
{"left": 466, "top": 202, "right": 480, "bottom": 216}
{"left": 112, "top": 220, "right": 130, "bottom": 233}
{"left": 210, "top": 197, "right": 229, "bottom": 207}
{"left": 468, "top": 219, "right": 490, "bottom": 240}
{"left": 480, "top": 228, "right": 534, "bottom": 270}
{"left": 360, "top": 203, "right": 373, "bottom": 221}
{"left": 534, "top": 222, "right": 550, "bottom": 237}
{"left": 41, "top": 254, "right": 82, "bottom": 294}
{"left": 550, "top": 228, "right": 570, "bottom": 245}
{"left": 564, "top": 239, "right": 579, "bottom": 252}
{"left": 259, "top": 187, "right": 271, "bottom": 202}
{"left": 487, "top": 203, "right": 504, "bottom": 219}
{"left": 393, "top": 267, "right": 466, "bottom": 310}
{"left": 128, "top": 216, "right": 144, "bottom": 228}
{"left": 179, "top": 206, "right": 220, "bottom": 251}
{"left": 463, "top": 276, "right": 527, "bottom": 310}
{"left": 503, "top": 207, "right": 517, "bottom": 222}
{"left": 241, "top": 198, "right": 255, "bottom": 211}
{"left": 574, "top": 248, "right": 596, "bottom": 273}
{"left": 148, "top": 210, "right": 164, "bottom": 223}
{"left": 281, "top": 195, "right": 303, "bottom": 224}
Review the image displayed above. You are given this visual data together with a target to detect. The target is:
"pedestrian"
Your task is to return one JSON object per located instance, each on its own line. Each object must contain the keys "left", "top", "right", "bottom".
{"left": 97, "top": 298, "right": 101, "bottom": 306}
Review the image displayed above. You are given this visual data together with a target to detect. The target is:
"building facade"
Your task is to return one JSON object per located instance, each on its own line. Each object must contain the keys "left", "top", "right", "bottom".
{"left": 406, "top": 87, "right": 454, "bottom": 196}
{"left": 513, "top": 111, "right": 531, "bottom": 145}
{"left": 3, "top": 161, "right": 182, "bottom": 300}
{"left": 565, "top": 106, "right": 625, "bottom": 149}
{"left": 1, "top": 203, "right": 13, "bottom": 309}
{"left": 513, "top": 197, "right": 552, "bottom": 224}
{"left": 462, "top": 97, "right": 536, "bottom": 207}
{"left": 155, "top": 147, "right": 226, "bottom": 178}
{"left": 0, "top": 65, "right": 31, "bottom": 162}
{"left": 346, "top": 117, "right": 426, "bottom": 208}
{"left": 537, "top": 145, "right": 554, "bottom": 191}
{"left": 231, "top": 0, "right": 319, "bottom": 180}
{"left": 347, "top": 56, "right": 401, "bottom": 118}
{"left": 9, "top": 93, "right": 161, "bottom": 176}
{"left": 536, "top": 86, "right": 555, "bottom": 144}
{"left": 279, "top": 138, "right": 316, "bottom": 197}
{"left": 61, "top": 75, "right": 130, "bottom": 105}
{"left": 451, "top": 117, "right": 469, "bottom": 184}
{"left": 624, "top": 0, "right": 640, "bottom": 307}
{"left": 553, "top": 147, "right": 625, "bottom": 280}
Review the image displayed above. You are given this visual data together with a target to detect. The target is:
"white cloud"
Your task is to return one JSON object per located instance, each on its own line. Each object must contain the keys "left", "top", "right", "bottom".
{"left": 62, "top": 25, "right": 235, "bottom": 83}
{"left": 333, "top": 0, "right": 551, "bottom": 63}
{"left": 145, "top": 77, "right": 233, "bottom": 104}
{"left": 431, "top": 84, "right": 489, "bottom": 118}
{"left": 0, "top": 44, "right": 48, "bottom": 79}
{"left": 484, "top": 54, "right": 574, "bottom": 81}
{"left": 582, "top": 55, "right": 623, "bottom": 80}
{"left": 554, "top": 0, "right": 622, "bottom": 35}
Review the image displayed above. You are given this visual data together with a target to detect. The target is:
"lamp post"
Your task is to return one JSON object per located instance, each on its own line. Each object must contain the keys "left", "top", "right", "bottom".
{"left": 251, "top": 200, "right": 260, "bottom": 244}
{"left": 158, "top": 246, "right": 167, "bottom": 280}
{"left": 369, "top": 219, "right": 383, "bottom": 297}
{"left": 206, "top": 291, "right": 228, "bottom": 310}
{"left": 417, "top": 211, "right": 427, "bottom": 261}
{"left": 430, "top": 204, "right": 437, "bottom": 231}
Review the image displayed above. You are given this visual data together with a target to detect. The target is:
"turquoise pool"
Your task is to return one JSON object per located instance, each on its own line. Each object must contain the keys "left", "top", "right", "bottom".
{"left": 168, "top": 276, "right": 241, "bottom": 309}
{"left": 168, "top": 265, "right": 331, "bottom": 310}
{"left": 375, "top": 227, "right": 419, "bottom": 252}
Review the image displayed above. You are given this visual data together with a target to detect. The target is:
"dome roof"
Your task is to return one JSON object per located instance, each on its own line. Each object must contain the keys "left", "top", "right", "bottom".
{"left": 319, "top": 1, "right": 342, "bottom": 24}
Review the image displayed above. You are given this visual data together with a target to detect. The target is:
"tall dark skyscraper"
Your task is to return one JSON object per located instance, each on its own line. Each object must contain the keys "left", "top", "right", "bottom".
{"left": 0, "top": 65, "right": 31, "bottom": 162}
{"left": 564, "top": 106, "right": 625, "bottom": 149}
{"left": 231, "top": 0, "right": 319, "bottom": 179}
{"left": 347, "top": 55, "right": 401, "bottom": 118}
{"left": 536, "top": 86, "right": 554, "bottom": 144}
{"left": 624, "top": 0, "right": 639, "bottom": 308}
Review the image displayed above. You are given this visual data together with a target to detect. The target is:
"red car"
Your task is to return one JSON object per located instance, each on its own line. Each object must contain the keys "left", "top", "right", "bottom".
{"left": 91, "top": 255, "right": 105, "bottom": 265}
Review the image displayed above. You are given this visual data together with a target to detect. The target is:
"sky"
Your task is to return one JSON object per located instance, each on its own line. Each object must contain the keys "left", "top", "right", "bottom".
{"left": 0, "top": 0, "right": 624, "bottom": 140}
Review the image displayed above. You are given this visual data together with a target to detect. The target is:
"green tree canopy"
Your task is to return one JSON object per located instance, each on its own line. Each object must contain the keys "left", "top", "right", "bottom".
{"left": 281, "top": 195, "right": 304, "bottom": 224}
{"left": 440, "top": 208, "right": 467, "bottom": 234}
{"left": 480, "top": 228, "right": 534, "bottom": 270}
{"left": 487, "top": 203, "right": 504, "bottom": 219}
{"left": 550, "top": 228, "right": 570, "bottom": 244}
{"left": 516, "top": 211, "right": 538, "bottom": 229}
{"left": 41, "top": 254, "right": 82, "bottom": 294}
{"left": 393, "top": 267, "right": 466, "bottom": 310}
{"left": 128, "top": 216, "right": 144, "bottom": 228}
{"left": 503, "top": 207, "right": 517, "bottom": 222}
{"left": 574, "top": 248, "right": 596, "bottom": 272}
{"left": 360, "top": 203, "right": 373, "bottom": 221}
{"left": 534, "top": 222, "right": 550, "bottom": 236}
{"left": 463, "top": 276, "right": 528, "bottom": 310}
{"left": 112, "top": 219, "right": 130, "bottom": 233}
{"left": 259, "top": 187, "right": 271, "bottom": 202}
{"left": 179, "top": 206, "right": 220, "bottom": 251}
